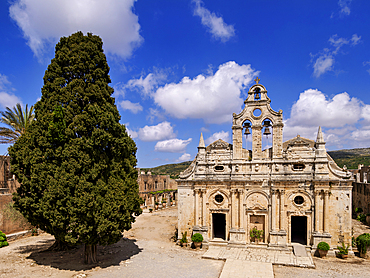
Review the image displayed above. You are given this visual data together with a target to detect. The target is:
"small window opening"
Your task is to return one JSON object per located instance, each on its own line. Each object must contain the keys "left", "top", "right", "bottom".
{"left": 294, "top": 195, "right": 304, "bottom": 205}
{"left": 254, "top": 88, "right": 261, "bottom": 100}
{"left": 293, "top": 164, "right": 305, "bottom": 170}
{"left": 215, "top": 194, "right": 224, "bottom": 203}
{"left": 215, "top": 165, "right": 224, "bottom": 171}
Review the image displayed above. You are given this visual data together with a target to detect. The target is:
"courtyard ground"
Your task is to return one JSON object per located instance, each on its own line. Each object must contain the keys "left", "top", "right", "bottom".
{"left": 0, "top": 206, "right": 370, "bottom": 278}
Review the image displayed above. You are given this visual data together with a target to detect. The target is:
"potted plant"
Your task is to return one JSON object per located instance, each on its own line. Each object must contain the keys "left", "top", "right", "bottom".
{"left": 180, "top": 231, "right": 188, "bottom": 247}
{"left": 356, "top": 233, "right": 370, "bottom": 258}
{"left": 149, "top": 208, "right": 153, "bottom": 213}
{"left": 337, "top": 242, "right": 349, "bottom": 259}
{"left": 317, "top": 241, "right": 330, "bottom": 258}
{"left": 31, "top": 228, "right": 38, "bottom": 236}
{"left": 191, "top": 233, "right": 203, "bottom": 249}
{"left": 250, "top": 227, "right": 264, "bottom": 243}
{"left": 0, "top": 230, "right": 9, "bottom": 248}
{"left": 155, "top": 201, "right": 159, "bottom": 210}
{"left": 162, "top": 198, "right": 167, "bottom": 208}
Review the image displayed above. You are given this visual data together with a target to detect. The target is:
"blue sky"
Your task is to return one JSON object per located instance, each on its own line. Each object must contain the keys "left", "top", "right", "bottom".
{"left": 1, "top": 0, "right": 370, "bottom": 168}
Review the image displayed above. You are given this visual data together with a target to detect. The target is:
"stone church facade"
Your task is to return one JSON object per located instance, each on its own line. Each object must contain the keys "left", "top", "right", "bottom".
{"left": 177, "top": 80, "right": 353, "bottom": 253}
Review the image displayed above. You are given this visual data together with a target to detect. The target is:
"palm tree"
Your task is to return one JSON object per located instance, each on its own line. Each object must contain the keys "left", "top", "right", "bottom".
{"left": 0, "top": 103, "right": 35, "bottom": 144}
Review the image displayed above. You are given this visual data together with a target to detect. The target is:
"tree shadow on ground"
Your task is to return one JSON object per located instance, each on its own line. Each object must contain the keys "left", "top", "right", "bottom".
{"left": 22, "top": 237, "right": 142, "bottom": 271}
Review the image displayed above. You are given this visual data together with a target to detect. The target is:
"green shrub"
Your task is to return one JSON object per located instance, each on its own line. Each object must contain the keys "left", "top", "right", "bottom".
{"left": 357, "top": 213, "right": 366, "bottom": 222}
{"left": 337, "top": 242, "right": 349, "bottom": 254}
{"left": 355, "top": 207, "right": 363, "bottom": 213}
{"left": 180, "top": 231, "right": 188, "bottom": 244}
{"left": 191, "top": 233, "right": 203, "bottom": 242}
{"left": 250, "top": 227, "right": 264, "bottom": 240}
{"left": 317, "top": 241, "right": 330, "bottom": 251}
{"left": 356, "top": 233, "right": 370, "bottom": 254}
{"left": 0, "top": 231, "right": 9, "bottom": 248}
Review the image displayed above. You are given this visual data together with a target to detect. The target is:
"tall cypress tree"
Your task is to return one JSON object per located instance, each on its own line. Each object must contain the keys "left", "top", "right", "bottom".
{"left": 9, "top": 32, "right": 142, "bottom": 264}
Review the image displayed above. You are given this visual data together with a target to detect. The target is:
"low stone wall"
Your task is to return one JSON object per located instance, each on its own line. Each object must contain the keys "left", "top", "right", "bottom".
{"left": 0, "top": 194, "right": 30, "bottom": 234}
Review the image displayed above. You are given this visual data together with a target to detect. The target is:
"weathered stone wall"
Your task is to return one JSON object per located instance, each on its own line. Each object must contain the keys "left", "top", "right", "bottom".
{"left": 0, "top": 194, "right": 30, "bottom": 234}
{"left": 352, "top": 182, "right": 370, "bottom": 214}
{"left": 177, "top": 184, "right": 194, "bottom": 241}
{"left": 137, "top": 171, "right": 177, "bottom": 207}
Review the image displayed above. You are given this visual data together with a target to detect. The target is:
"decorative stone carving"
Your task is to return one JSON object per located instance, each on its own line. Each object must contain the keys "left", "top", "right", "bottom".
{"left": 246, "top": 192, "right": 268, "bottom": 210}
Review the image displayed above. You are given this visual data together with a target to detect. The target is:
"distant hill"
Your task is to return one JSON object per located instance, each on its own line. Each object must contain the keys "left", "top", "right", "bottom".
{"left": 140, "top": 161, "right": 192, "bottom": 179}
{"left": 327, "top": 147, "right": 370, "bottom": 169}
{"left": 140, "top": 147, "right": 370, "bottom": 178}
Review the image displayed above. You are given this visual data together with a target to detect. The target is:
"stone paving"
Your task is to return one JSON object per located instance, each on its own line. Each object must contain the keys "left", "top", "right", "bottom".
{"left": 220, "top": 259, "right": 274, "bottom": 278}
{"left": 203, "top": 244, "right": 315, "bottom": 268}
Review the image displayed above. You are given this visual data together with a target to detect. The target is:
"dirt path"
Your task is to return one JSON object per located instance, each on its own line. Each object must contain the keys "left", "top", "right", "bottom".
{"left": 0, "top": 206, "right": 224, "bottom": 278}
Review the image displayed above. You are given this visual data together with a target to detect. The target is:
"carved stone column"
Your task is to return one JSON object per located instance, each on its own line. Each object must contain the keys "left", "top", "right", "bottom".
{"left": 271, "top": 188, "right": 277, "bottom": 232}
{"left": 194, "top": 189, "right": 200, "bottom": 227}
{"left": 314, "top": 190, "right": 320, "bottom": 233}
{"left": 237, "top": 189, "right": 243, "bottom": 229}
{"left": 231, "top": 189, "right": 237, "bottom": 229}
{"left": 201, "top": 189, "right": 207, "bottom": 227}
{"left": 323, "top": 190, "right": 330, "bottom": 233}
{"left": 279, "top": 189, "right": 285, "bottom": 231}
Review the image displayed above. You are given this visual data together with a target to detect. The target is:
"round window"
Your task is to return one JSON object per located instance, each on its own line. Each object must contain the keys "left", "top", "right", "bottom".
{"left": 294, "top": 195, "right": 304, "bottom": 205}
{"left": 215, "top": 194, "right": 224, "bottom": 203}
{"left": 253, "top": 108, "right": 262, "bottom": 117}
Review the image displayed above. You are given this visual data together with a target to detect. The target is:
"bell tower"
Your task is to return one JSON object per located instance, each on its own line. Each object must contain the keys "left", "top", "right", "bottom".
{"left": 232, "top": 78, "right": 283, "bottom": 161}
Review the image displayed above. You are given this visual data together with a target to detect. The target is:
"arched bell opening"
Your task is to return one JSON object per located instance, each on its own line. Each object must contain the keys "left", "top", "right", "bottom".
{"left": 242, "top": 120, "right": 253, "bottom": 160}
{"left": 261, "top": 118, "right": 273, "bottom": 156}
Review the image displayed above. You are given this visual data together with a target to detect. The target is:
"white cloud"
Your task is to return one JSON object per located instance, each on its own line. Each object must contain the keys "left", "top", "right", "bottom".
{"left": 0, "top": 74, "right": 22, "bottom": 109}
{"left": 0, "top": 93, "right": 22, "bottom": 109}
{"left": 351, "top": 34, "right": 361, "bottom": 45}
{"left": 138, "top": 121, "right": 176, "bottom": 142}
{"left": 338, "top": 0, "right": 352, "bottom": 16}
{"left": 125, "top": 69, "right": 168, "bottom": 97}
{"left": 350, "top": 129, "right": 370, "bottom": 144}
{"left": 192, "top": 0, "right": 235, "bottom": 42}
{"left": 153, "top": 61, "right": 258, "bottom": 124}
{"left": 286, "top": 89, "right": 361, "bottom": 128}
{"left": 124, "top": 124, "right": 138, "bottom": 139}
{"left": 9, "top": 0, "right": 143, "bottom": 60}
{"left": 205, "top": 131, "right": 230, "bottom": 145}
{"left": 313, "top": 54, "right": 334, "bottom": 78}
{"left": 176, "top": 153, "right": 192, "bottom": 162}
{"left": 283, "top": 88, "right": 370, "bottom": 149}
{"left": 119, "top": 100, "right": 143, "bottom": 114}
{"left": 146, "top": 108, "right": 166, "bottom": 123}
{"left": 329, "top": 35, "right": 349, "bottom": 52}
{"left": 154, "top": 138, "right": 192, "bottom": 153}
{"left": 311, "top": 34, "right": 360, "bottom": 77}
{"left": 0, "top": 74, "right": 12, "bottom": 91}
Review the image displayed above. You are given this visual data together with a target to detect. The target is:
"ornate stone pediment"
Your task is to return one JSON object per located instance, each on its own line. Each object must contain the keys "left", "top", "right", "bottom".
{"left": 283, "top": 135, "right": 315, "bottom": 150}
{"left": 206, "top": 139, "right": 232, "bottom": 151}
